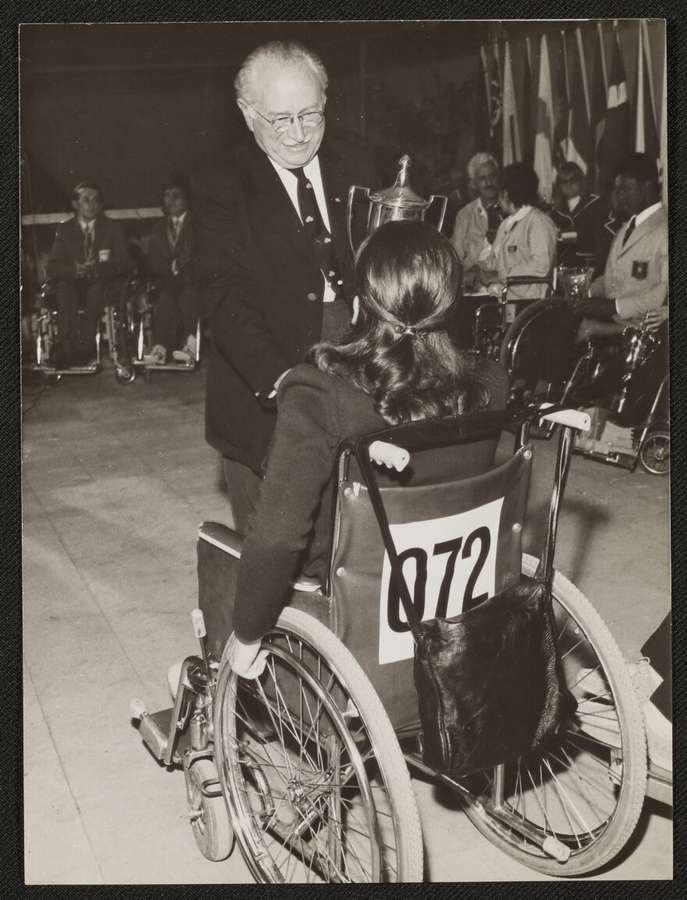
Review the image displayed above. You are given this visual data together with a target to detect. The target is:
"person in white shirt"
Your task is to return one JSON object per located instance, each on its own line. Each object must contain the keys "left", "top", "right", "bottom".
{"left": 576, "top": 153, "right": 668, "bottom": 341}
{"left": 480, "top": 163, "right": 558, "bottom": 300}
{"left": 450, "top": 153, "right": 504, "bottom": 292}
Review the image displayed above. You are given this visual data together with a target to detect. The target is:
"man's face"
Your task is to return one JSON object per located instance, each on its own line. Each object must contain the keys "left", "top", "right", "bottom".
{"left": 162, "top": 187, "right": 189, "bottom": 218}
{"left": 612, "top": 175, "right": 649, "bottom": 218}
{"left": 557, "top": 171, "right": 583, "bottom": 200}
{"left": 472, "top": 163, "right": 499, "bottom": 203}
{"left": 72, "top": 188, "right": 102, "bottom": 221}
{"left": 238, "top": 62, "right": 326, "bottom": 169}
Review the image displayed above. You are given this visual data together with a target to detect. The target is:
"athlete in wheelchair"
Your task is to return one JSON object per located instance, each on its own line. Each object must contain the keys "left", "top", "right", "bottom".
{"left": 131, "top": 221, "right": 663, "bottom": 881}
{"left": 127, "top": 177, "right": 202, "bottom": 378}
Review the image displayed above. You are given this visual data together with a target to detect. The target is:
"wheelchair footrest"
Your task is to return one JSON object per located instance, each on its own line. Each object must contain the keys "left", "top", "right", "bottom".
{"left": 131, "top": 705, "right": 190, "bottom": 766}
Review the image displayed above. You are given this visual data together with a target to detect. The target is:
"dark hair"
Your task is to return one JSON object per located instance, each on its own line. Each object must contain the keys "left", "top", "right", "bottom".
{"left": 309, "top": 220, "right": 490, "bottom": 424}
{"left": 161, "top": 172, "right": 191, "bottom": 200}
{"left": 614, "top": 152, "right": 660, "bottom": 190}
{"left": 556, "top": 161, "right": 585, "bottom": 184}
{"left": 71, "top": 180, "right": 102, "bottom": 203}
{"left": 501, "top": 163, "right": 540, "bottom": 208}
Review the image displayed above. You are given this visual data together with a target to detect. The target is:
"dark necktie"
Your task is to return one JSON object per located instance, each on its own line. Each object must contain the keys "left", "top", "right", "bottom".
{"left": 622, "top": 216, "right": 636, "bottom": 247}
{"left": 83, "top": 225, "right": 94, "bottom": 261}
{"left": 485, "top": 203, "right": 502, "bottom": 245}
{"left": 292, "top": 167, "right": 342, "bottom": 296}
{"left": 168, "top": 218, "right": 180, "bottom": 248}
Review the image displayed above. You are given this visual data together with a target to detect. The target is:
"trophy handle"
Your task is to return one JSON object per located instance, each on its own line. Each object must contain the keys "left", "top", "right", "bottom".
{"left": 427, "top": 194, "right": 448, "bottom": 233}
{"left": 347, "top": 184, "right": 371, "bottom": 257}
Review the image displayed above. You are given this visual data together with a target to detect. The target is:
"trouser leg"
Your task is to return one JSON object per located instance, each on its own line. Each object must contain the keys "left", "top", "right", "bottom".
{"left": 221, "top": 456, "right": 261, "bottom": 533}
{"left": 179, "top": 281, "right": 200, "bottom": 345}
{"left": 55, "top": 281, "right": 80, "bottom": 363}
{"left": 77, "top": 281, "right": 104, "bottom": 360}
{"left": 154, "top": 282, "right": 179, "bottom": 353}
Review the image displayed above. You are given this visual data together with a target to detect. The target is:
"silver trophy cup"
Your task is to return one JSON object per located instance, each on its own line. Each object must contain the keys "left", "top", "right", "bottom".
{"left": 557, "top": 266, "right": 595, "bottom": 307}
{"left": 347, "top": 154, "right": 448, "bottom": 256}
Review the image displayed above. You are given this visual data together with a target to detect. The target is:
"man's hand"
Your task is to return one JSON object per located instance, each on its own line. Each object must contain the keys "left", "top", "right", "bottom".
{"left": 463, "top": 265, "right": 482, "bottom": 293}
{"left": 75, "top": 261, "right": 96, "bottom": 278}
{"left": 643, "top": 307, "right": 669, "bottom": 332}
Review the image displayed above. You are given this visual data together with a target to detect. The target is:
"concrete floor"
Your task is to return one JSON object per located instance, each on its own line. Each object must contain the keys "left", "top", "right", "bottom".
{"left": 22, "top": 364, "right": 672, "bottom": 884}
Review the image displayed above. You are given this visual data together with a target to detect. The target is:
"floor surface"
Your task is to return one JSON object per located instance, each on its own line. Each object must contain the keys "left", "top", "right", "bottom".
{"left": 21, "top": 366, "right": 672, "bottom": 884}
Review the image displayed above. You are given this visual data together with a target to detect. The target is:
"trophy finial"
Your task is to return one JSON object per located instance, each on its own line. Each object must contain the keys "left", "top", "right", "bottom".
{"left": 396, "top": 155, "right": 411, "bottom": 188}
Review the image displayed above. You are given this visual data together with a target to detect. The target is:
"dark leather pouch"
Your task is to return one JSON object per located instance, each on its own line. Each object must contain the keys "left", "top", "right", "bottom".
{"left": 413, "top": 576, "right": 574, "bottom": 777}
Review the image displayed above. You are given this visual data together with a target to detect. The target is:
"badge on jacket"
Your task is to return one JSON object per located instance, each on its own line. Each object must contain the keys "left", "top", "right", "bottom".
{"left": 632, "top": 261, "right": 649, "bottom": 280}
{"left": 507, "top": 245, "right": 517, "bottom": 253}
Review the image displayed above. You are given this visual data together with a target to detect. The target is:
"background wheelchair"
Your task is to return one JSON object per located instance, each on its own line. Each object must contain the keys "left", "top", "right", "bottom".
{"left": 24, "top": 275, "right": 138, "bottom": 385}
{"left": 130, "top": 403, "right": 664, "bottom": 882}
{"left": 126, "top": 280, "right": 202, "bottom": 380}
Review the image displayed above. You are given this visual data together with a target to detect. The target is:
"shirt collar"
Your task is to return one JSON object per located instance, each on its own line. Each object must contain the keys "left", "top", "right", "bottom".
{"left": 504, "top": 204, "right": 532, "bottom": 230}
{"left": 269, "top": 155, "right": 321, "bottom": 181}
{"left": 567, "top": 196, "right": 581, "bottom": 212}
{"left": 170, "top": 211, "right": 187, "bottom": 226}
{"left": 634, "top": 201, "right": 662, "bottom": 229}
{"left": 78, "top": 217, "right": 95, "bottom": 232}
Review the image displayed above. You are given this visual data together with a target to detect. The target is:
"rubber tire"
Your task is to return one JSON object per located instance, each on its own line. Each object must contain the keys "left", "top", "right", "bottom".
{"left": 461, "top": 553, "right": 648, "bottom": 877}
{"left": 186, "top": 757, "right": 234, "bottom": 862}
{"left": 214, "top": 607, "right": 424, "bottom": 883}
{"left": 639, "top": 430, "right": 670, "bottom": 476}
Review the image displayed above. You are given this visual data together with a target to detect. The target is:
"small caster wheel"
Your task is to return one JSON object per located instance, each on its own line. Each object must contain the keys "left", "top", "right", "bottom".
{"left": 185, "top": 758, "right": 234, "bottom": 861}
{"left": 639, "top": 430, "right": 670, "bottom": 476}
{"left": 115, "top": 364, "right": 136, "bottom": 385}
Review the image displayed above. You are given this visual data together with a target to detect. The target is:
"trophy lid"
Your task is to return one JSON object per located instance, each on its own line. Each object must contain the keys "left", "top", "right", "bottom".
{"left": 369, "top": 155, "right": 430, "bottom": 210}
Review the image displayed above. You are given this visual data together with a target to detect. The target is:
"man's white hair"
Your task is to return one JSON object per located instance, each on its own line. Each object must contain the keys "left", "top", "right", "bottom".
{"left": 234, "top": 41, "right": 328, "bottom": 104}
{"left": 467, "top": 153, "right": 499, "bottom": 183}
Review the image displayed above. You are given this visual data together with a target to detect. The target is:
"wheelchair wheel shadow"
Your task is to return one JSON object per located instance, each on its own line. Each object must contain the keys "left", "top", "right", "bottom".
{"left": 522, "top": 495, "right": 611, "bottom": 586}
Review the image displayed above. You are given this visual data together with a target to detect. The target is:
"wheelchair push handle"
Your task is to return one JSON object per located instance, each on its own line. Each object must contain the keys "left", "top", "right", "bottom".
{"left": 368, "top": 440, "right": 410, "bottom": 472}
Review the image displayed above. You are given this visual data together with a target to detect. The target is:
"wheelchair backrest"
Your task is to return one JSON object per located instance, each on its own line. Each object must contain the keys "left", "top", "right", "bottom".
{"left": 328, "top": 414, "right": 533, "bottom": 731}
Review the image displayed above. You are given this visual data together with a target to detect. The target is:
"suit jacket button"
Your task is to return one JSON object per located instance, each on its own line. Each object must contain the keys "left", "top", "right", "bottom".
{"left": 307, "top": 292, "right": 317, "bottom": 301}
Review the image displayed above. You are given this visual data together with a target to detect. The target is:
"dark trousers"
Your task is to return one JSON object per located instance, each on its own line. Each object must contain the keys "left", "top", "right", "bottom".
{"left": 55, "top": 279, "right": 107, "bottom": 364}
{"left": 154, "top": 277, "right": 199, "bottom": 353}
{"left": 222, "top": 456, "right": 261, "bottom": 534}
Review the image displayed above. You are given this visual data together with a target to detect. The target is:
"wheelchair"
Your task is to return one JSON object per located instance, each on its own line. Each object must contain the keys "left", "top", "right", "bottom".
{"left": 126, "top": 280, "right": 202, "bottom": 380}
{"left": 24, "top": 275, "right": 138, "bottom": 385}
{"left": 130, "top": 403, "right": 665, "bottom": 881}
{"left": 564, "top": 318, "right": 669, "bottom": 476}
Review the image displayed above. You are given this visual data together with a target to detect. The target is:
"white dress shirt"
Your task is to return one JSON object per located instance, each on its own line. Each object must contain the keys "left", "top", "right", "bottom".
{"left": 270, "top": 155, "right": 335, "bottom": 302}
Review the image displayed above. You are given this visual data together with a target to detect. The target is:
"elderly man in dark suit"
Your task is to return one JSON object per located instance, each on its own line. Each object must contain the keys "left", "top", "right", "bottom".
{"left": 193, "top": 40, "right": 376, "bottom": 530}
{"left": 46, "top": 181, "right": 132, "bottom": 366}
{"left": 147, "top": 177, "right": 199, "bottom": 363}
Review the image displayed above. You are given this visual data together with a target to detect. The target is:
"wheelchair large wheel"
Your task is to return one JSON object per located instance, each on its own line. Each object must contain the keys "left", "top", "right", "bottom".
{"left": 213, "top": 608, "right": 423, "bottom": 883}
{"left": 459, "top": 554, "right": 647, "bottom": 877}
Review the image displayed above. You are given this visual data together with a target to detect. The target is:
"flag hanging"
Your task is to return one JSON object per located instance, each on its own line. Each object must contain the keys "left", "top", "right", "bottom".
{"left": 589, "top": 22, "right": 608, "bottom": 190}
{"left": 521, "top": 37, "right": 535, "bottom": 166}
{"left": 478, "top": 44, "right": 502, "bottom": 158}
{"left": 565, "top": 28, "right": 590, "bottom": 173}
{"left": 552, "top": 30, "right": 569, "bottom": 169}
{"left": 635, "top": 20, "right": 660, "bottom": 173}
{"left": 501, "top": 40, "right": 521, "bottom": 165}
{"left": 534, "top": 33, "right": 555, "bottom": 203}
{"left": 597, "top": 24, "right": 631, "bottom": 192}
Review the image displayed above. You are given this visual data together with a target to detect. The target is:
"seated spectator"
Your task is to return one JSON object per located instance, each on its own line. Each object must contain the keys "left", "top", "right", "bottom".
{"left": 576, "top": 153, "right": 668, "bottom": 342}
{"left": 222, "top": 220, "right": 509, "bottom": 675}
{"left": 551, "top": 162, "right": 616, "bottom": 277}
{"left": 480, "top": 163, "right": 558, "bottom": 301}
{"left": 146, "top": 176, "right": 199, "bottom": 364}
{"left": 450, "top": 153, "right": 504, "bottom": 292}
{"left": 46, "top": 181, "right": 132, "bottom": 366}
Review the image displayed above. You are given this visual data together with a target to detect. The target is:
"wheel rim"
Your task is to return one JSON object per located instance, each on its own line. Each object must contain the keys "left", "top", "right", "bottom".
{"left": 641, "top": 432, "right": 670, "bottom": 475}
{"left": 459, "top": 592, "right": 639, "bottom": 864}
{"left": 215, "top": 630, "right": 404, "bottom": 883}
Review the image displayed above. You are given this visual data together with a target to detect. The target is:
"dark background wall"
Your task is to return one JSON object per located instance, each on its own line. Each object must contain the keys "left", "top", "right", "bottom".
{"left": 20, "top": 17, "right": 666, "bottom": 268}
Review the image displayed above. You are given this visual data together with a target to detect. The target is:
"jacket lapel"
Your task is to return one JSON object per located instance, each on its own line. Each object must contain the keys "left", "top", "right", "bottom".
{"left": 616, "top": 206, "right": 664, "bottom": 258}
{"left": 319, "top": 142, "right": 353, "bottom": 262}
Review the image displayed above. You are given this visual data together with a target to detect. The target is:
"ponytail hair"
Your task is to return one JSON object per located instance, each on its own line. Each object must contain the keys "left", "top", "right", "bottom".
{"left": 310, "top": 220, "right": 490, "bottom": 424}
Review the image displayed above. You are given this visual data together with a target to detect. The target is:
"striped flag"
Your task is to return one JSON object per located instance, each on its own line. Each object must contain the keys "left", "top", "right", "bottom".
{"left": 479, "top": 44, "right": 502, "bottom": 158}
{"left": 565, "top": 28, "right": 590, "bottom": 172}
{"left": 534, "top": 34, "right": 555, "bottom": 203}
{"left": 597, "top": 24, "right": 631, "bottom": 192}
{"left": 552, "top": 30, "right": 569, "bottom": 168}
{"left": 501, "top": 40, "right": 521, "bottom": 165}
{"left": 635, "top": 20, "right": 660, "bottom": 173}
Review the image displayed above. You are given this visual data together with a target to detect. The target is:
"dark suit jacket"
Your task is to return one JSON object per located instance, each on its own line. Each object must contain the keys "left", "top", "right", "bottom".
{"left": 147, "top": 213, "right": 195, "bottom": 283}
{"left": 192, "top": 138, "right": 377, "bottom": 472}
{"left": 551, "top": 194, "right": 617, "bottom": 276}
{"left": 233, "top": 359, "right": 510, "bottom": 642}
{"left": 46, "top": 214, "right": 132, "bottom": 282}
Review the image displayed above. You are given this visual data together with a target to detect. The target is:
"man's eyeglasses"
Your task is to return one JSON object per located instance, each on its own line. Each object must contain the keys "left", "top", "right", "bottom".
{"left": 248, "top": 104, "right": 325, "bottom": 134}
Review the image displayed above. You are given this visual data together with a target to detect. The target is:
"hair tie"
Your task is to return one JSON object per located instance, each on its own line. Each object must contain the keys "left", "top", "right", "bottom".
{"left": 394, "top": 323, "right": 417, "bottom": 337}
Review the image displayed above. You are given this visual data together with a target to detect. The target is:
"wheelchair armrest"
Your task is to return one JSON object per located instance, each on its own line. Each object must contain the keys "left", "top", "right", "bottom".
{"left": 505, "top": 276, "right": 552, "bottom": 286}
{"left": 197, "top": 521, "right": 322, "bottom": 593}
{"left": 538, "top": 403, "right": 591, "bottom": 432}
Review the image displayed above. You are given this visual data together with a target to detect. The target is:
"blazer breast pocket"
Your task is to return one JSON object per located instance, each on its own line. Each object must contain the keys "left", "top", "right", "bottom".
{"left": 631, "top": 260, "right": 649, "bottom": 280}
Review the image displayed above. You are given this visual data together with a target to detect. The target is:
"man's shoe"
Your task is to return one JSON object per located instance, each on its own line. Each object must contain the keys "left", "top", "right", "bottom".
{"left": 172, "top": 348, "right": 193, "bottom": 363}
{"left": 143, "top": 344, "right": 167, "bottom": 365}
